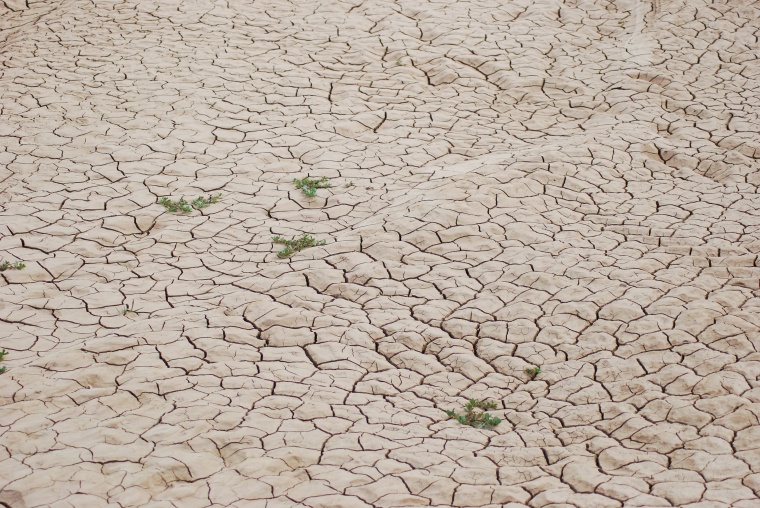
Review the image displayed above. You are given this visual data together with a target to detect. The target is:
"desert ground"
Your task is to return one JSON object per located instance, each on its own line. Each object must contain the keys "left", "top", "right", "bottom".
{"left": 1, "top": 0, "right": 760, "bottom": 506}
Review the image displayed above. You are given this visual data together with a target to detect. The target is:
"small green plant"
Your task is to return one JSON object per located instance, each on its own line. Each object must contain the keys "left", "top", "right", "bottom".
{"left": 118, "top": 302, "right": 141, "bottom": 317}
{"left": 191, "top": 193, "right": 222, "bottom": 209}
{"left": 446, "top": 399, "right": 501, "bottom": 429}
{"left": 272, "top": 234, "right": 327, "bottom": 258}
{"left": 293, "top": 176, "right": 331, "bottom": 197}
{"left": 0, "top": 260, "right": 25, "bottom": 271}
{"left": 0, "top": 349, "right": 8, "bottom": 375}
{"left": 159, "top": 197, "right": 192, "bottom": 213}
{"left": 160, "top": 193, "right": 223, "bottom": 213}
{"left": 526, "top": 366, "right": 542, "bottom": 378}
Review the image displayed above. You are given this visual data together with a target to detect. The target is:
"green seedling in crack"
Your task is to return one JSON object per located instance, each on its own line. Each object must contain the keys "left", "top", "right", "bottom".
{"left": 160, "top": 193, "right": 222, "bottom": 212}
{"left": 272, "top": 234, "right": 327, "bottom": 258}
{"left": 293, "top": 176, "right": 331, "bottom": 197}
{"left": 0, "top": 349, "right": 8, "bottom": 375}
{"left": 159, "top": 197, "right": 193, "bottom": 213}
{"left": 118, "top": 302, "right": 141, "bottom": 317}
{"left": 0, "top": 260, "right": 25, "bottom": 271}
{"left": 191, "top": 193, "right": 222, "bottom": 209}
{"left": 446, "top": 399, "right": 501, "bottom": 429}
{"left": 526, "top": 366, "right": 542, "bottom": 378}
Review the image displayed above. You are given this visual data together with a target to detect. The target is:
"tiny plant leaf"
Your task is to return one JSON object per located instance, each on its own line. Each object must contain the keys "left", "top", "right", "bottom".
{"left": 191, "top": 193, "right": 222, "bottom": 209}
{"left": 118, "top": 302, "right": 141, "bottom": 317}
{"left": 0, "top": 260, "right": 25, "bottom": 271}
{"left": 160, "top": 193, "right": 222, "bottom": 212}
{"left": 272, "top": 234, "right": 327, "bottom": 258}
{"left": 160, "top": 197, "right": 192, "bottom": 213}
{"left": 446, "top": 399, "right": 501, "bottom": 430}
{"left": 293, "top": 176, "right": 331, "bottom": 197}
{"left": 0, "top": 349, "right": 8, "bottom": 375}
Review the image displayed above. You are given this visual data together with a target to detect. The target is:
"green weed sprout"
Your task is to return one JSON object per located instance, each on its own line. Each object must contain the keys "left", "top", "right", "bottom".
{"left": 273, "top": 234, "right": 327, "bottom": 258}
{"left": 118, "top": 302, "right": 141, "bottom": 317}
{"left": 160, "top": 193, "right": 222, "bottom": 212}
{"left": 526, "top": 366, "right": 542, "bottom": 378}
{"left": 159, "top": 197, "right": 192, "bottom": 213}
{"left": 294, "top": 176, "right": 331, "bottom": 197}
{"left": 0, "top": 260, "right": 25, "bottom": 271}
{"left": 0, "top": 349, "right": 8, "bottom": 375}
{"left": 191, "top": 193, "right": 222, "bottom": 209}
{"left": 446, "top": 399, "right": 501, "bottom": 429}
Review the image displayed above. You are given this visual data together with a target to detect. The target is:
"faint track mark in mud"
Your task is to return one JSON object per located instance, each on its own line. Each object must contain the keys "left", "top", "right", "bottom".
{"left": 623, "top": 0, "right": 653, "bottom": 54}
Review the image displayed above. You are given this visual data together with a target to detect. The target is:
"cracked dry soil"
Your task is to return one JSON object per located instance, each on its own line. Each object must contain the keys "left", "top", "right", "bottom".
{"left": 2, "top": 0, "right": 760, "bottom": 506}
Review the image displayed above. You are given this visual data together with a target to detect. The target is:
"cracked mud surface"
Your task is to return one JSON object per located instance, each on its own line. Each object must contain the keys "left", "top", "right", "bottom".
{"left": 2, "top": 0, "right": 760, "bottom": 506}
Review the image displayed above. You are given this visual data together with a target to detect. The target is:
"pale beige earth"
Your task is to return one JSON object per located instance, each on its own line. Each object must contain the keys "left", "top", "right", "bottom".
{"left": 1, "top": 0, "right": 760, "bottom": 506}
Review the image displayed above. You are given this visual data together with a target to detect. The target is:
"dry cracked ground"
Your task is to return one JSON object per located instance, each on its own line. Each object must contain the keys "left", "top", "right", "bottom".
{"left": 1, "top": 0, "right": 760, "bottom": 506}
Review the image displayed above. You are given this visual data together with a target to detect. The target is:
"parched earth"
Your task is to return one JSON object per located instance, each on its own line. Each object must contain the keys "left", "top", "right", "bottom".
{"left": 1, "top": 0, "right": 760, "bottom": 506}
